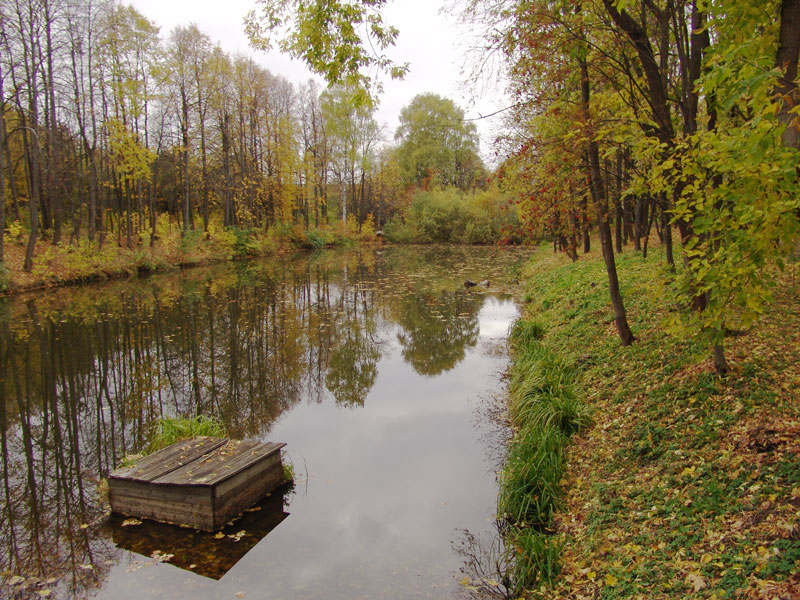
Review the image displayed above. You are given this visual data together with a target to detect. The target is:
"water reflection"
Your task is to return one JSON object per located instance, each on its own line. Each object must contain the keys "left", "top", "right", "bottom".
{"left": 396, "top": 290, "right": 481, "bottom": 376}
{"left": 0, "top": 245, "right": 531, "bottom": 599}
{"left": 108, "top": 488, "right": 291, "bottom": 580}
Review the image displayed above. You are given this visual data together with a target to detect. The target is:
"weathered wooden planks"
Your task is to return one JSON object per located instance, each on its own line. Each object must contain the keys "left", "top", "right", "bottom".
{"left": 108, "top": 437, "right": 287, "bottom": 531}
{"left": 111, "top": 437, "right": 228, "bottom": 483}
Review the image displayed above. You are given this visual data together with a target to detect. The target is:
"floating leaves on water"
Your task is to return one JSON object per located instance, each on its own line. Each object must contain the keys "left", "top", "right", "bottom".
{"left": 121, "top": 518, "right": 142, "bottom": 527}
{"left": 151, "top": 550, "right": 174, "bottom": 563}
{"left": 227, "top": 530, "right": 247, "bottom": 542}
{"left": 236, "top": 592, "right": 246, "bottom": 599}
{"left": 37, "top": 590, "right": 52, "bottom": 598}
{"left": 213, "top": 532, "right": 225, "bottom": 539}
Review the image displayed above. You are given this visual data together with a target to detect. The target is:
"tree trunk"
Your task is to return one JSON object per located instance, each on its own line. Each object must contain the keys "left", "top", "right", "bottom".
{"left": 579, "top": 52, "right": 634, "bottom": 345}
{"left": 776, "top": 0, "right": 800, "bottom": 151}
{"left": 0, "top": 71, "right": 5, "bottom": 264}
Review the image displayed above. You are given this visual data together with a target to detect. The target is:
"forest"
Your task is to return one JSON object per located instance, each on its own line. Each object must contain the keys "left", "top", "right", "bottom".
{"left": 0, "top": 0, "right": 514, "bottom": 292}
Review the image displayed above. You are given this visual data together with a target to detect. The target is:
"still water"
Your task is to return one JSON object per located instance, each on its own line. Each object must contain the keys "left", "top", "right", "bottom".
{"left": 0, "top": 245, "right": 530, "bottom": 599}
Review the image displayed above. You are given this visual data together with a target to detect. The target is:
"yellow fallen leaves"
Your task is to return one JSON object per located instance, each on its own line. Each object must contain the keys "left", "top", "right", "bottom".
{"left": 605, "top": 573, "right": 618, "bottom": 587}
{"left": 685, "top": 571, "right": 707, "bottom": 592}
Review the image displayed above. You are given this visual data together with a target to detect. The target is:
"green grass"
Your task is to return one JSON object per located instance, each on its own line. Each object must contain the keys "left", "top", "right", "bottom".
{"left": 508, "top": 529, "right": 564, "bottom": 595}
{"left": 498, "top": 423, "right": 566, "bottom": 528}
{"left": 146, "top": 414, "right": 228, "bottom": 454}
{"left": 498, "top": 313, "right": 590, "bottom": 592}
{"left": 508, "top": 241, "right": 800, "bottom": 599}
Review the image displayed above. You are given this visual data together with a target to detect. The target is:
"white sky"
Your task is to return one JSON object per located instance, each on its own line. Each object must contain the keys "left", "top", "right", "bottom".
{"left": 127, "top": 0, "right": 509, "bottom": 163}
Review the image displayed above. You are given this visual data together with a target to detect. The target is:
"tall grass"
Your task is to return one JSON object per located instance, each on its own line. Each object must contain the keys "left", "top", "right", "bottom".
{"left": 146, "top": 415, "right": 228, "bottom": 454}
{"left": 498, "top": 423, "right": 565, "bottom": 527}
{"left": 499, "top": 318, "right": 589, "bottom": 592}
{"left": 508, "top": 529, "right": 563, "bottom": 596}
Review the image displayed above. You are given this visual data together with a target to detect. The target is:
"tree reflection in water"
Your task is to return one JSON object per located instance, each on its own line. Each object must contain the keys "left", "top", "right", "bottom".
{"left": 0, "top": 245, "right": 531, "bottom": 599}
{"left": 395, "top": 289, "right": 482, "bottom": 376}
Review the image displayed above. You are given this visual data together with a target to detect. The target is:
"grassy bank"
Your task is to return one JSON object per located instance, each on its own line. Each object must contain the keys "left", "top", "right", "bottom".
{"left": 0, "top": 216, "right": 377, "bottom": 295}
{"left": 509, "top": 242, "right": 800, "bottom": 598}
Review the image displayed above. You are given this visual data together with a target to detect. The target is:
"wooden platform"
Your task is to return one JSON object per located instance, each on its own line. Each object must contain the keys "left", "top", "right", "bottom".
{"left": 108, "top": 437, "right": 286, "bottom": 531}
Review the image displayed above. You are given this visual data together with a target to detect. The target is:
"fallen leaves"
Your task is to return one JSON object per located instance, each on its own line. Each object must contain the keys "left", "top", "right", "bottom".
{"left": 685, "top": 571, "right": 706, "bottom": 592}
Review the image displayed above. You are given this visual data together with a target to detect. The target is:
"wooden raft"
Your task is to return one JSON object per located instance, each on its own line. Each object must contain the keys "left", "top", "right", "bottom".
{"left": 108, "top": 437, "right": 286, "bottom": 531}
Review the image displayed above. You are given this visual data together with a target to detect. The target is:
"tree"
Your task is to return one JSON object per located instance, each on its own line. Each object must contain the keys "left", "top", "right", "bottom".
{"left": 394, "top": 93, "right": 483, "bottom": 190}
{"left": 321, "top": 84, "right": 380, "bottom": 225}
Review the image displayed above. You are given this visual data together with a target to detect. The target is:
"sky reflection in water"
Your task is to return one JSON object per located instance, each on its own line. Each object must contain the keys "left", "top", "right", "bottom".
{"left": 0, "top": 246, "right": 530, "bottom": 600}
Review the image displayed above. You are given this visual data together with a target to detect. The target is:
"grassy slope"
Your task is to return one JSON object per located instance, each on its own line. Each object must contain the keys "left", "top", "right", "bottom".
{"left": 517, "top": 242, "right": 800, "bottom": 599}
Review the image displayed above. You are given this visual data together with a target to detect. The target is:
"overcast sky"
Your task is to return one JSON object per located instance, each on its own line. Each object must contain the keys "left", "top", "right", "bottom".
{"left": 127, "top": 0, "right": 509, "bottom": 162}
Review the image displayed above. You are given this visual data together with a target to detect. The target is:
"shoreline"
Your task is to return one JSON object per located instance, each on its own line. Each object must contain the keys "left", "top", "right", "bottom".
{"left": 508, "top": 242, "right": 800, "bottom": 598}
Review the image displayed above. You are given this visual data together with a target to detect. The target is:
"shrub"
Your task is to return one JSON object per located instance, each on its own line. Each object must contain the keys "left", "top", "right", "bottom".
{"left": 383, "top": 215, "right": 417, "bottom": 243}
{"left": 388, "top": 185, "right": 518, "bottom": 244}
{"left": 231, "top": 227, "right": 259, "bottom": 257}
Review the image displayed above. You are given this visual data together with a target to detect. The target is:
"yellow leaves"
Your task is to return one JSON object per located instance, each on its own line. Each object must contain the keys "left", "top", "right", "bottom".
{"left": 150, "top": 550, "right": 174, "bottom": 563}
{"left": 227, "top": 530, "right": 247, "bottom": 542}
{"left": 604, "top": 573, "right": 618, "bottom": 587}
{"left": 681, "top": 465, "right": 697, "bottom": 478}
{"left": 121, "top": 518, "right": 142, "bottom": 526}
{"left": 685, "top": 571, "right": 707, "bottom": 592}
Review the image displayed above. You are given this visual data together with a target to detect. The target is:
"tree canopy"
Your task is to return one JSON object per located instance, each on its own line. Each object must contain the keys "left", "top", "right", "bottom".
{"left": 394, "top": 93, "right": 485, "bottom": 190}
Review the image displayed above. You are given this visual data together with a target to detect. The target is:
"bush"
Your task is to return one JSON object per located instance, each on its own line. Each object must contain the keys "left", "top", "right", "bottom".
{"left": 388, "top": 185, "right": 518, "bottom": 244}
{"left": 383, "top": 215, "right": 417, "bottom": 243}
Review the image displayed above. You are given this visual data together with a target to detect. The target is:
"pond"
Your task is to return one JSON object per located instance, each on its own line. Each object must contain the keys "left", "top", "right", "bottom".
{"left": 0, "top": 245, "right": 531, "bottom": 600}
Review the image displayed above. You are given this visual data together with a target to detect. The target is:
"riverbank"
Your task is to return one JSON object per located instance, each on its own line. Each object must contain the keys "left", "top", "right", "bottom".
{"left": 0, "top": 222, "right": 377, "bottom": 296}
{"left": 512, "top": 243, "right": 800, "bottom": 598}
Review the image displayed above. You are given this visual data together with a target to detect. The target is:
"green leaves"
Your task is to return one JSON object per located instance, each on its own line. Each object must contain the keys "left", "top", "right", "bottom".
{"left": 394, "top": 93, "right": 483, "bottom": 190}
{"left": 245, "top": 0, "right": 408, "bottom": 101}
